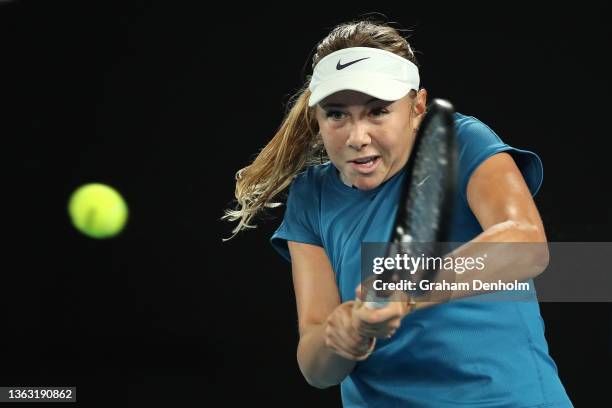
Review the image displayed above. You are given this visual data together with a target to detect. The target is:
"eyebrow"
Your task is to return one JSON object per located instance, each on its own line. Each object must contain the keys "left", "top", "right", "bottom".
{"left": 321, "top": 97, "right": 381, "bottom": 109}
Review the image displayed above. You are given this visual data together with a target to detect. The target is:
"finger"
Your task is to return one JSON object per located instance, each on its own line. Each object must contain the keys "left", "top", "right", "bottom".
{"left": 325, "top": 336, "right": 360, "bottom": 360}
{"left": 352, "top": 312, "right": 388, "bottom": 337}
{"left": 359, "top": 327, "right": 395, "bottom": 339}
{"left": 354, "top": 285, "right": 365, "bottom": 309}
{"left": 335, "top": 349, "right": 364, "bottom": 361}
{"left": 332, "top": 324, "right": 372, "bottom": 355}
{"left": 326, "top": 321, "right": 370, "bottom": 355}
{"left": 359, "top": 303, "right": 406, "bottom": 325}
{"left": 325, "top": 333, "right": 370, "bottom": 361}
{"left": 353, "top": 316, "right": 402, "bottom": 338}
{"left": 351, "top": 301, "right": 403, "bottom": 337}
{"left": 353, "top": 324, "right": 384, "bottom": 338}
{"left": 368, "top": 316, "right": 401, "bottom": 332}
{"left": 353, "top": 322, "right": 393, "bottom": 338}
{"left": 382, "top": 330, "right": 396, "bottom": 340}
{"left": 359, "top": 315, "right": 401, "bottom": 331}
{"left": 353, "top": 311, "right": 401, "bottom": 333}
{"left": 341, "top": 312, "right": 370, "bottom": 346}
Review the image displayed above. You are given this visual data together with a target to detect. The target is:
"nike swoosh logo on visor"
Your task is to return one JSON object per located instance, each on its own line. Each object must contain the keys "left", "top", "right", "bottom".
{"left": 336, "top": 57, "right": 370, "bottom": 70}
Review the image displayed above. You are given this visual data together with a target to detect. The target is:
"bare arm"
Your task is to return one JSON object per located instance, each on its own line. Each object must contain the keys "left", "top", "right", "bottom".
{"left": 415, "top": 151, "right": 550, "bottom": 304}
{"left": 467, "top": 152, "right": 547, "bottom": 242}
{"left": 289, "top": 241, "right": 371, "bottom": 389}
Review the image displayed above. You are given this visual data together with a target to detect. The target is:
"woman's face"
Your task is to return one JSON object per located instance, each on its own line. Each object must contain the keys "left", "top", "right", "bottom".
{"left": 315, "top": 89, "right": 427, "bottom": 191}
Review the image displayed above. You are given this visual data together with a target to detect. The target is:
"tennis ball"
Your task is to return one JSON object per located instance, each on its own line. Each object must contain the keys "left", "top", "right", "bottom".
{"left": 68, "top": 183, "right": 128, "bottom": 239}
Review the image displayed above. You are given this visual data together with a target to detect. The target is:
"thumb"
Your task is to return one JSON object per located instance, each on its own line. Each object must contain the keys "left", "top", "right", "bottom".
{"left": 355, "top": 283, "right": 363, "bottom": 300}
{"left": 354, "top": 284, "right": 364, "bottom": 309}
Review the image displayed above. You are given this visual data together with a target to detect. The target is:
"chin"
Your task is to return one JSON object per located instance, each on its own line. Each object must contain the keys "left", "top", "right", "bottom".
{"left": 354, "top": 176, "right": 382, "bottom": 191}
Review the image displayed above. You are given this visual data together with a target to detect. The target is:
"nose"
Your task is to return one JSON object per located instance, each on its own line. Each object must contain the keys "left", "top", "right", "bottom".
{"left": 346, "top": 122, "right": 371, "bottom": 150}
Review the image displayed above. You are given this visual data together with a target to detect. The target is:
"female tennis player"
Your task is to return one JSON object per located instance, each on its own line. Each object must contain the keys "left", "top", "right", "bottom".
{"left": 222, "top": 19, "right": 573, "bottom": 407}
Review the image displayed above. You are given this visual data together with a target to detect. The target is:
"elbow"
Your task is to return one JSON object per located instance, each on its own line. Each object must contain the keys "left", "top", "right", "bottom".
{"left": 298, "top": 364, "right": 336, "bottom": 389}
{"left": 529, "top": 242, "right": 550, "bottom": 278}
{"left": 305, "top": 376, "right": 335, "bottom": 389}
{"left": 499, "top": 220, "right": 549, "bottom": 279}
{"left": 296, "top": 347, "right": 338, "bottom": 389}
{"left": 516, "top": 221, "right": 549, "bottom": 278}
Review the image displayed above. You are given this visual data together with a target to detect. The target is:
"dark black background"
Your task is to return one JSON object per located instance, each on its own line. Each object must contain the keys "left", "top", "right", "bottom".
{"left": 3, "top": 1, "right": 611, "bottom": 406}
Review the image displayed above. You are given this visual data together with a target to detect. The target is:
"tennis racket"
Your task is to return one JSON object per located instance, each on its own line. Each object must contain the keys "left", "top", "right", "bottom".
{"left": 364, "top": 98, "right": 458, "bottom": 309}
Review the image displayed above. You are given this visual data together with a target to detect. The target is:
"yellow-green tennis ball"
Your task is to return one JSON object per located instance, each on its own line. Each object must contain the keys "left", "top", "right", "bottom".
{"left": 68, "top": 183, "right": 128, "bottom": 239}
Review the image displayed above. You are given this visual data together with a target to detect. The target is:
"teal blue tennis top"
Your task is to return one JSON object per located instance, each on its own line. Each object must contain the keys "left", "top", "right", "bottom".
{"left": 270, "top": 112, "right": 573, "bottom": 407}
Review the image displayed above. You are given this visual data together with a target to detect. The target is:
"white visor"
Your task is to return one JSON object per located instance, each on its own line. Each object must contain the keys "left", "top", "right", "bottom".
{"left": 308, "top": 47, "right": 420, "bottom": 107}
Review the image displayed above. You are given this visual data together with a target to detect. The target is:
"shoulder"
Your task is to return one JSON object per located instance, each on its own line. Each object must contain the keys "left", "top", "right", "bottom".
{"left": 288, "top": 162, "right": 330, "bottom": 197}
{"left": 453, "top": 111, "right": 544, "bottom": 199}
{"left": 270, "top": 163, "right": 329, "bottom": 262}
{"left": 453, "top": 112, "right": 505, "bottom": 149}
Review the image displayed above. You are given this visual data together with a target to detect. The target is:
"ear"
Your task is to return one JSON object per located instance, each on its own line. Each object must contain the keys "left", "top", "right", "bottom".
{"left": 414, "top": 88, "right": 428, "bottom": 116}
{"left": 411, "top": 89, "right": 428, "bottom": 132}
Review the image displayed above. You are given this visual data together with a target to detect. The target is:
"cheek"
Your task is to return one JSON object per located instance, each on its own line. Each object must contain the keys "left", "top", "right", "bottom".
{"left": 321, "top": 135, "right": 343, "bottom": 154}
{"left": 387, "top": 124, "right": 413, "bottom": 152}
{"left": 379, "top": 134, "right": 404, "bottom": 156}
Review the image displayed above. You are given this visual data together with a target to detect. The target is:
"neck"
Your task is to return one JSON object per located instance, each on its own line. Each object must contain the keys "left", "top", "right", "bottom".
{"left": 337, "top": 169, "right": 355, "bottom": 188}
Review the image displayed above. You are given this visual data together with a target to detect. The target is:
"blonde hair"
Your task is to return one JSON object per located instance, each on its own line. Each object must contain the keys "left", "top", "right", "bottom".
{"left": 221, "top": 18, "right": 420, "bottom": 241}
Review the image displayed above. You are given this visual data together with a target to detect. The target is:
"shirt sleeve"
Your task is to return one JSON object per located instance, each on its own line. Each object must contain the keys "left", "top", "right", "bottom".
{"left": 457, "top": 115, "right": 544, "bottom": 205}
{"left": 269, "top": 168, "right": 323, "bottom": 263}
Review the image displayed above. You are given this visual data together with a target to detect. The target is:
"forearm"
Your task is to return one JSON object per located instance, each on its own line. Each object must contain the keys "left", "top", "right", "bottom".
{"left": 419, "top": 220, "right": 549, "bottom": 304}
{"left": 296, "top": 322, "right": 358, "bottom": 389}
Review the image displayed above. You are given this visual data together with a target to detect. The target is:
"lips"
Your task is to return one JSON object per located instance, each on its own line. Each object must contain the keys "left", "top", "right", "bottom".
{"left": 349, "top": 156, "right": 381, "bottom": 174}
{"left": 349, "top": 155, "right": 379, "bottom": 163}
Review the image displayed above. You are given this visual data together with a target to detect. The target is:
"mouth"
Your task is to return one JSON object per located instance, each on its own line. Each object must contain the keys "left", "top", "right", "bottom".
{"left": 348, "top": 155, "right": 380, "bottom": 164}
{"left": 348, "top": 155, "right": 381, "bottom": 173}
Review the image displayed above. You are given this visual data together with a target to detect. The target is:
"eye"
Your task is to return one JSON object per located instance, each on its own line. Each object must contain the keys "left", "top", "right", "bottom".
{"left": 325, "top": 110, "right": 346, "bottom": 120}
{"left": 370, "top": 107, "right": 389, "bottom": 117}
